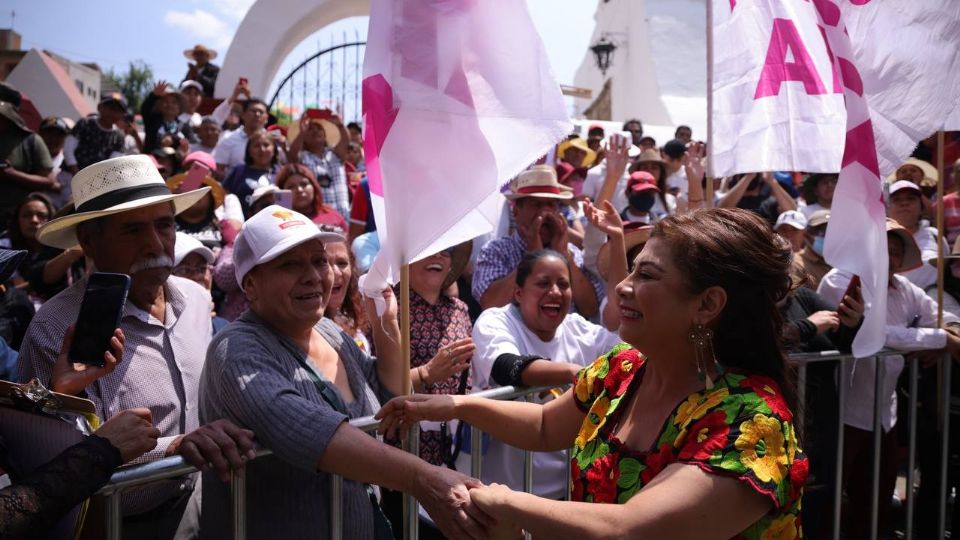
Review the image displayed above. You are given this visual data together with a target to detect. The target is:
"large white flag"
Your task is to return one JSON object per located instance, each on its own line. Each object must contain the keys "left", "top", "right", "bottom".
{"left": 712, "top": 0, "right": 960, "bottom": 356}
{"left": 359, "top": 0, "right": 571, "bottom": 300}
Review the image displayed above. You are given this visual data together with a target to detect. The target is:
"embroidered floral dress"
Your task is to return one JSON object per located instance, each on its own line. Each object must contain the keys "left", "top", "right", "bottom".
{"left": 572, "top": 344, "right": 807, "bottom": 539}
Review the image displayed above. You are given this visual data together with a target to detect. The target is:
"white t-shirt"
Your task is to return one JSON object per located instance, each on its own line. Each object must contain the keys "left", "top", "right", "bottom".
{"left": 665, "top": 167, "right": 688, "bottom": 195}
{"left": 461, "top": 304, "right": 623, "bottom": 499}
{"left": 212, "top": 129, "right": 249, "bottom": 168}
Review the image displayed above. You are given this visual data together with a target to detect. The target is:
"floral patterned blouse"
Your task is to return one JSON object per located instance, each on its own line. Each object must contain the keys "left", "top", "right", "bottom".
{"left": 571, "top": 344, "right": 807, "bottom": 539}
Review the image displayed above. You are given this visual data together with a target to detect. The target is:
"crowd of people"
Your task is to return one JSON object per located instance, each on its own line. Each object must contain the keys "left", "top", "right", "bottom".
{"left": 1, "top": 40, "right": 959, "bottom": 539}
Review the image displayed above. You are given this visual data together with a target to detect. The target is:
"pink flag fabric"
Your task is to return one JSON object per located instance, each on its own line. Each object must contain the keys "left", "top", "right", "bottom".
{"left": 359, "top": 0, "right": 571, "bottom": 300}
{"left": 712, "top": 0, "right": 960, "bottom": 356}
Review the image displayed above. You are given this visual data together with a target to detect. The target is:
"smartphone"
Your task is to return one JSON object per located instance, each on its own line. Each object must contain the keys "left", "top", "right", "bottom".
{"left": 842, "top": 274, "right": 862, "bottom": 303}
{"left": 180, "top": 162, "right": 209, "bottom": 193}
{"left": 69, "top": 273, "right": 131, "bottom": 367}
{"left": 274, "top": 189, "right": 294, "bottom": 209}
{"left": 238, "top": 77, "right": 248, "bottom": 86}
{"left": 305, "top": 108, "right": 333, "bottom": 121}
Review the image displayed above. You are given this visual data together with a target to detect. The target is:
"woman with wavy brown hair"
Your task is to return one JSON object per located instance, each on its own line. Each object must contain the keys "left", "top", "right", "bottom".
{"left": 378, "top": 208, "right": 807, "bottom": 539}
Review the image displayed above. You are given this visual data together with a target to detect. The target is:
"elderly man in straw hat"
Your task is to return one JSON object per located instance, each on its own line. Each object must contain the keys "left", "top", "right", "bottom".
{"left": 17, "top": 155, "right": 254, "bottom": 538}
{"left": 183, "top": 44, "right": 220, "bottom": 98}
{"left": 472, "top": 164, "right": 604, "bottom": 318}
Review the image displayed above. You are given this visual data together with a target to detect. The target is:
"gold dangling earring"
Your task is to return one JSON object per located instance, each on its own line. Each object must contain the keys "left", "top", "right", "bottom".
{"left": 689, "top": 324, "right": 720, "bottom": 390}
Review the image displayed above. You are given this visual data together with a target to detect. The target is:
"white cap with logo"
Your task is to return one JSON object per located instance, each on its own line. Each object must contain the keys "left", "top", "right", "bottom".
{"left": 774, "top": 210, "right": 808, "bottom": 231}
{"left": 233, "top": 205, "right": 344, "bottom": 289}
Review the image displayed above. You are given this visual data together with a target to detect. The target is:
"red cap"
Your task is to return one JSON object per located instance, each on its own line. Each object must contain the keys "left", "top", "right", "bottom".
{"left": 627, "top": 171, "right": 659, "bottom": 193}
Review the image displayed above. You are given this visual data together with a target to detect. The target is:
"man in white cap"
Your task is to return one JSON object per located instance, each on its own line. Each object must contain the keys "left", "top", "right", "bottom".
{"left": 17, "top": 155, "right": 255, "bottom": 537}
{"left": 473, "top": 165, "right": 604, "bottom": 318}
{"left": 172, "top": 232, "right": 229, "bottom": 335}
{"left": 774, "top": 210, "right": 808, "bottom": 253}
{"left": 199, "top": 206, "right": 489, "bottom": 538}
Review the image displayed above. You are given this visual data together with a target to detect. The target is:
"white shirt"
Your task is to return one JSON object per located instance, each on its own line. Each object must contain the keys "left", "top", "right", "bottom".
{"left": 462, "top": 304, "right": 623, "bottom": 499}
{"left": 582, "top": 162, "right": 629, "bottom": 216}
{"left": 902, "top": 225, "right": 948, "bottom": 290}
{"left": 212, "top": 129, "right": 249, "bottom": 168}
{"left": 665, "top": 167, "right": 688, "bottom": 195}
{"left": 818, "top": 270, "right": 958, "bottom": 432}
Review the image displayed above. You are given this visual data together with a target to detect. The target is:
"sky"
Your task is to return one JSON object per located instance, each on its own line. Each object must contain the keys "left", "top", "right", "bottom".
{"left": 3, "top": 0, "right": 599, "bottom": 109}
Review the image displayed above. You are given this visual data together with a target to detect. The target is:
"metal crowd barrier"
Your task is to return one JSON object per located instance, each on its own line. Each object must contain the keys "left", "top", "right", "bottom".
{"left": 94, "top": 351, "right": 955, "bottom": 540}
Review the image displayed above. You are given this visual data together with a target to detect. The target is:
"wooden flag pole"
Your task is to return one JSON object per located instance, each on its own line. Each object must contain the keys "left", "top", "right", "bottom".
{"left": 936, "top": 131, "right": 946, "bottom": 432}
{"left": 399, "top": 262, "right": 415, "bottom": 540}
{"left": 705, "top": 0, "right": 715, "bottom": 209}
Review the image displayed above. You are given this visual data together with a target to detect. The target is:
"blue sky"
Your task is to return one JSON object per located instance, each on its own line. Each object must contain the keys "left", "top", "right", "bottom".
{"left": 4, "top": 0, "right": 598, "bottom": 101}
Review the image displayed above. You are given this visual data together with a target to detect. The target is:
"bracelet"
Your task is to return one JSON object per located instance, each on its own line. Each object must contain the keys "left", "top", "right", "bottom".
{"left": 688, "top": 198, "right": 704, "bottom": 204}
{"left": 417, "top": 365, "right": 428, "bottom": 388}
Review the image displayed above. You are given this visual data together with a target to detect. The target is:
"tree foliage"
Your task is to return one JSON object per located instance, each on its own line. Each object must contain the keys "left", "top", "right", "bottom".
{"left": 104, "top": 60, "right": 154, "bottom": 113}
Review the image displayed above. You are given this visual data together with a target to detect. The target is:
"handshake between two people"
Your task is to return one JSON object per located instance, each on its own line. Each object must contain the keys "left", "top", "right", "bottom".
{"left": 376, "top": 395, "right": 522, "bottom": 540}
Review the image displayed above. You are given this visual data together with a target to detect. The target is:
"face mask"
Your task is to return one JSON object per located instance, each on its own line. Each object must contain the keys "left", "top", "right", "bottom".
{"left": 628, "top": 192, "right": 657, "bottom": 213}
{"left": 812, "top": 236, "right": 825, "bottom": 256}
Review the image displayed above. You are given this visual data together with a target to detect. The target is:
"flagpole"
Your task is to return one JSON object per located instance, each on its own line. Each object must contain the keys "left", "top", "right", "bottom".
{"left": 705, "top": 0, "right": 715, "bottom": 209}
{"left": 936, "top": 131, "right": 947, "bottom": 439}
{"left": 399, "top": 262, "right": 417, "bottom": 539}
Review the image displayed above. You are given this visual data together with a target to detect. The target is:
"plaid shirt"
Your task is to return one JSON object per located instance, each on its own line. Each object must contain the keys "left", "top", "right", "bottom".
{"left": 300, "top": 148, "right": 351, "bottom": 219}
{"left": 18, "top": 276, "right": 212, "bottom": 515}
{"left": 472, "top": 232, "right": 604, "bottom": 315}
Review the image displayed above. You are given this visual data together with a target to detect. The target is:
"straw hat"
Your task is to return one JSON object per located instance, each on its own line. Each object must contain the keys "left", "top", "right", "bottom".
{"left": 184, "top": 44, "right": 218, "bottom": 61}
{"left": 287, "top": 117, "right": 341, "bottom": 149}
{"left": 886, "top": 158, "right": 938, "bottom": 188}
{"left": 505, "top": 165, "right": 573, "bottom": 201}
{"left": 557, "top": 137, "right": 597, "bottom": 168}
{"left": 597, "top": 223, "right": 654, "bottom": 280}
{"left": 37, "top": 155, "right": 210, "bottom": 249}
{"left": 885, "top": 219, "right": 922, "bottom": 273}
{"left": 166, "top": 172, "right": 225, "bottom": 208}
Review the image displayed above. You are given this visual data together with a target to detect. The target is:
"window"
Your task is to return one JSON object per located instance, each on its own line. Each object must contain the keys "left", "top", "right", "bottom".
{"left": 75, "top": 80, "right": 84, "bottom": 93}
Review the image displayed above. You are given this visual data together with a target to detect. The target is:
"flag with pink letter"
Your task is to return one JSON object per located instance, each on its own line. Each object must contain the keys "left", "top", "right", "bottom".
{"left": 359, "top": 0, "right": 571, "bottom": 300}
{"left": 712, "top": 0, "right": 960, "bottom": 356}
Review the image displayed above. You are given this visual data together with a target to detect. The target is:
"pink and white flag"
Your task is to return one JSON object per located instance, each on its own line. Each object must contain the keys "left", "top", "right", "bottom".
{"left": 359, "top": 0, "right": 571, "bottom": 300}
{"left": 712, "top": 0, "right": 960, "bottom": 356}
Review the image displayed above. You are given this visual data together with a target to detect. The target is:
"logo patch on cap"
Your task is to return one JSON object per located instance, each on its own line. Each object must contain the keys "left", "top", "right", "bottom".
{"left": 272, "top": 209, "right": 305, "bottom": 230}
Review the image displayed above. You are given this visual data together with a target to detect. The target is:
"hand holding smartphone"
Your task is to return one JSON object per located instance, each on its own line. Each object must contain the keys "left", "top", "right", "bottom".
{"left": 69, "top": 273, "right": 130, "bottom": 367}
{"left": 842, "top": 274, "right": 862, "bottom": 303}
{"left": 305, "top": 108, "right": 333, "bottom": 121}
{"left": 274, "top": 189, "right": 294, "bottom": 209}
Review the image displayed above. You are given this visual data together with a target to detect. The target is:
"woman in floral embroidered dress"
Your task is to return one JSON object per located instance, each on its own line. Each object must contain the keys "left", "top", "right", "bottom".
{"left": 378, "top": 208, "right": 807, "bottom": 539}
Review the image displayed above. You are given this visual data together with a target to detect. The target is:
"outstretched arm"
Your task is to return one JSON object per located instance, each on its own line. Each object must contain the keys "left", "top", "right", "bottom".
{"left": 376, "top": 388, "right": 584, "bottom": 453}
{"left": 470, "top": 463, "right": 771, "bottom": 540}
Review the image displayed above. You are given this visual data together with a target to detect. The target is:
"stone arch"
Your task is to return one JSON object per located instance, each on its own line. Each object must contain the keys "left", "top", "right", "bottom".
{"left": 215, "top": 0, "right": 370, "bottom": 99}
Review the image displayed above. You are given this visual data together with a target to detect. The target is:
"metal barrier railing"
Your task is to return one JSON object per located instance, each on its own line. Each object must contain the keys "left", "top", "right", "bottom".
{"left": 92, "top": 351, "right": 954, "bottom": 540}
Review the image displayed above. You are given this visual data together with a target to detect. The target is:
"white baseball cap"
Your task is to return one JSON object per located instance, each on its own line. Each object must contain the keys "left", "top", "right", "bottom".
{"left": 889, "top": 179, "right": 922, "bottom": 196}
{"left": 250, "top": 184, "right": 281, "bottom": 206}
{"left": 774, "top": 210, "right": 808, "bottom": 231}
{"left": 233, "top": 205, "right": 344, "bottom": 289}
{"left": 174, "top": 232, "right": 215, "bottom": 267}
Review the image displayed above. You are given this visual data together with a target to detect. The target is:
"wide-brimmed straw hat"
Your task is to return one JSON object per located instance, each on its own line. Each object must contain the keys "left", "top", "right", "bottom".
{"left": 0, "top": 101, "right": 29, "bottom": 133}
{"left": 287, "top": 117, "right": 341, "bottom": 149}
{"left": 166, "top": 172, "right": 225, "bottom": 208}
{"left": 184, "top": 44, "right": 218, "bottom": 61}
{"left": 505, "top": 165, "right": 573, "bottom": 201}
{"left": 886, "top": 158, "right": 939, "bottom": 188}
{"left": 37, "top": 155, "right": 210, "bottom": 249}
{"left": 597, "top": 222, "right": 654, "bottom": 280}
{"left": 885, "top": 219, "right": 922, "bottom": 273}
{"left": 557, "top": 137, "right": 597, "bottom": 168}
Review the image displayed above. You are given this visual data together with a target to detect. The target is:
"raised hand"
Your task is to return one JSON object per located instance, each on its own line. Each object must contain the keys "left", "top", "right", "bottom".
{"left": 520, "top": 214, "right": 546, "bottom": 252}
{"left": 50, "top": 324, "right": 124, "bottom": 396}
{"left": 683, "top": 141, "right": 707, "bottom": 184}
{"left": 422, "top": 338, "right": 475, "bottom": 385}
{"left": 152, "top": 80, "right": 170, "bottom": 97}
{"left": 375, "top": 394, "right": 458, "bottom": 439}
{"left": 543, "top": 213, "right": 569, "bottom": 253}
{"left": 583, "top": 199, "right": 624, "bottom": 237}
{"left": 414, "top": 465, "right": 493, "bottom": 540}
{"left": 605, "top": 134, "right": 631, "bottom": 181}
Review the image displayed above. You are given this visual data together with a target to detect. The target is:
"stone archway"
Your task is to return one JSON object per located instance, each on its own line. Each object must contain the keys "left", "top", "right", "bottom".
{"left": 215, "top": 0, "right": 370, "bottom": 99}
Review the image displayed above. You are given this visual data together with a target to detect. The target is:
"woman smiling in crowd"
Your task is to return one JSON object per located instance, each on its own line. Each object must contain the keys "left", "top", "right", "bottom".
{"left": 378, "top": 208, "right": 806, "bottom": 539}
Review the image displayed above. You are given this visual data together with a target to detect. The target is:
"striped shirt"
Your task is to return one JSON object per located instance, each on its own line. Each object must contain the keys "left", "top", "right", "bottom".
{"left": 199, "top": 311, "right": 390, "bottom": 539}
{"left": 18, "top": 276, "right": 213, "bottom": 515}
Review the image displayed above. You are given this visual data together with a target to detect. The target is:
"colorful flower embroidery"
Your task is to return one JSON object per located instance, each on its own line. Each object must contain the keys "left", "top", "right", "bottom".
{"left": 735, "top": 414, "right": 788, "bottom": 484}
{"left": 677, "top": 410, "right": 730, "bottom": 461}
{"left": 739, "top": 375, "right": 793, "bottom": 421}
{"left": 570, "top": 346, "right": 805, "bottom": 539}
